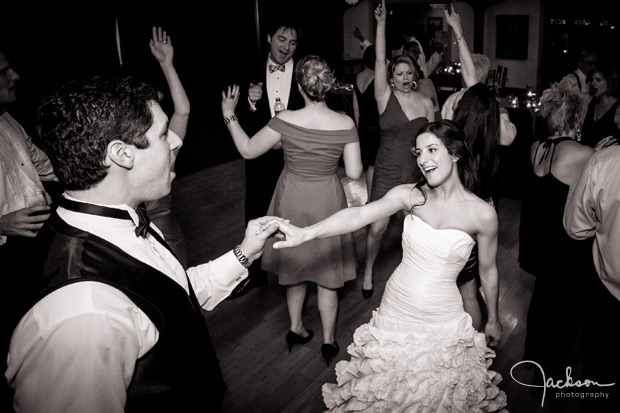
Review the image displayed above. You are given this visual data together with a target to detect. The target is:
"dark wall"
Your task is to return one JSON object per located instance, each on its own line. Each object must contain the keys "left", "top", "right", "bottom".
{"left": 1, "top": 1, "right": 345, "bottom": 178}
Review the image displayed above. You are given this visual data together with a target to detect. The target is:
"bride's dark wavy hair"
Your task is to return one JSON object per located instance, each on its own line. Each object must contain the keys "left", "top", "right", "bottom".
{"left": 409, "top": 120, "right": 479, "bottom": 211}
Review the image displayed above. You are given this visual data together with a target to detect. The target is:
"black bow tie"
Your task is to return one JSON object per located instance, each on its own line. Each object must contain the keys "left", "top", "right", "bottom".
{"left": 269, "top": 64, "right": 285, "bottom": 73}
{"left": 59, "top": 198, "right": 151, "bottom": 238}
{"left": 134, "top": 203, "right": 151, "bottom": 238}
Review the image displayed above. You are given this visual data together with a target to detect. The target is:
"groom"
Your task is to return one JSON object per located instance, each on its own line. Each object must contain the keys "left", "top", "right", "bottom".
{"left": 5, "top": 75, "right": 283, "bottom": 413}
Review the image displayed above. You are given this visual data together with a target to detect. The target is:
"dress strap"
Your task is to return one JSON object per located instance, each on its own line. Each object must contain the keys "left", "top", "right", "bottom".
{"left": 536, "top": 137, "right": 572, "bottom": 167}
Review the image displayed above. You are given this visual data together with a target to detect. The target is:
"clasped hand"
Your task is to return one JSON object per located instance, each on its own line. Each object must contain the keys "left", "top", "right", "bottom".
{"left": 255, "top": 219, "right": 305, "bottom": 250}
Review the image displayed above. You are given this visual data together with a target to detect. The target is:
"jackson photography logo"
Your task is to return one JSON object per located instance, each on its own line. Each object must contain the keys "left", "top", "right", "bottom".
{"left": 511, "top": 360, "right": 615, "bottom": 406}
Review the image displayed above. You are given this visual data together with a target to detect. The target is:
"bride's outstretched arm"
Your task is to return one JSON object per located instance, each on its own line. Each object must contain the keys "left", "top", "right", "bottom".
{"left": 269, "top": 184, "right": 416, "bottom": 249}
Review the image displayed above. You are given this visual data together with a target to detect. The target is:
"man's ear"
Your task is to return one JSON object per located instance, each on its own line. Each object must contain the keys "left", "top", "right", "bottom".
{"left": 106, "top": 140, "right": 134, "bottom": 170}
{"left": 267, "top": 34, "right": 272, "bottom": 45}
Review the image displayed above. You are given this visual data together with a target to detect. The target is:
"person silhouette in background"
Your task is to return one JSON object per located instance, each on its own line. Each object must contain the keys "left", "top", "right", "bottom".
{"left": 228, "top": 16, "right": 305, "bottom": 299}
{"left": 441, "top": 3, "right": 516, "bottom": 147}
{"left": 558, "top": 47, "right": 599, "bottom": 105}
{"left": 0, "top": 45, "right": 57, "bottom": 412}
{"left": 579, "top": 63, "right": 620, "bottom": 149}
{"left": 352, "top": 44, "right": 380, "bottom": 199}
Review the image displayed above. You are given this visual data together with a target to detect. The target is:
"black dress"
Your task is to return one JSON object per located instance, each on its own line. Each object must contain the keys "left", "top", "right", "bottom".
{"left": 580, "top": 99, "right": 620, "bottom": 148}
{"left": 518, "top": 137, "right": 598, "bottom": 400}
{"left": 353, "top": 79, "right": 380, "bottom": 170}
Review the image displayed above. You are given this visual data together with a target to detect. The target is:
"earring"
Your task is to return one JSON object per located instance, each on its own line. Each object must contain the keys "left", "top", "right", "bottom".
{"left": 390, "top": 82, "right": 395, "bottom": 90}
{"left": 576, "top": 128, "right": 582, "bottom": 142}
{"left": 412, "top": 80, "right": 417, "bottom": 90}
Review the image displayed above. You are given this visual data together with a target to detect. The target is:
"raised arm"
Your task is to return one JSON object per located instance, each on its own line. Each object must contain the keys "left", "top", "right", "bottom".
{"left": 444, "top": 4, "right": 477, "bottom": 87}
{"left": 221, "top": 84, "right": 282, "bottom": 159}
{"left": 475, "top": 204, "right": 503, "bottom": 346}
{"left": 374, "top": 0, "right": 390, "bottom": 112}
{"left": 149, "top": 27, "right": 190, "bottom": 145}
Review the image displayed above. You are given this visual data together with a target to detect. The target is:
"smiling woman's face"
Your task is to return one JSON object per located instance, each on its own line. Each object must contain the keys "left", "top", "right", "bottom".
{"left": 413, "top": 132, "right": 456, "bottom": 187}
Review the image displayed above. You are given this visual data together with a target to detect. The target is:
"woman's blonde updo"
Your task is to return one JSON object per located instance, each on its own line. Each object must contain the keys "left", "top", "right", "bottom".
{"left": 295, "top": 55, "right": 336, "bottom": 102}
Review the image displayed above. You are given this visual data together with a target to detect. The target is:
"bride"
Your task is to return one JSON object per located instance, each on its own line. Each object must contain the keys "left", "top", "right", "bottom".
{"left": 264, "top": 120, "right": 508, "bottom": 412}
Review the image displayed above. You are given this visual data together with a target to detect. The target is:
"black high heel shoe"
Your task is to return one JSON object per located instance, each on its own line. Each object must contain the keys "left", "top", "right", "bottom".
{"left": 362, "top": 287, "right": 374, "bottom": 299}
{"left": 321, "top": 342, "right": 339, "bottom": 367}
{"left": 285, "top": 329, "right": 314, "bottom": 352}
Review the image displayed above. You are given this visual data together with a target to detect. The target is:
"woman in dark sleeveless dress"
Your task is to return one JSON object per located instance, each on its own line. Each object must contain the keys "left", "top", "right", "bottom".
{"left": 580, "top": 63, "right": 620, "bottom": 149}
{"left": 352, "top": 45, "right": 380, "bottom": 197}
{"left": 518, "top": 85, "right": 598, "bottom": 407}
{"left": 362, "top": 0, "right": 434, "bottom": 299}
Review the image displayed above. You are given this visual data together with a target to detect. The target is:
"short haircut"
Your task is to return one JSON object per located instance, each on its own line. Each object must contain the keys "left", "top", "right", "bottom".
{"left": 37, "top": 75, "right": 161, "bottom": 191}
{"left": 540, "top": 84, "right": 587, "bottom": 136}
{"left": 472, "top": 54, "right": 491, "bottom": 84}
{"left": 267, "top": 17, "right": 303, "bottom": 40}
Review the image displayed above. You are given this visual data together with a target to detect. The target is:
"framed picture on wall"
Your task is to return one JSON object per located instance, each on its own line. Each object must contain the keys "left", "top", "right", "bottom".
{"left": 496, "top": 15, "right": 529, "bottom": 60}
{"left": 427, "top": 17, "right": 443, "bottom": 32}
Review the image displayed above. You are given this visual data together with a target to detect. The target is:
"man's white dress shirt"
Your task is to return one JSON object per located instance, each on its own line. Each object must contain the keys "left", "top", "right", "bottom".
{"left": 6, "top": 196, "right": 248, "bottom": 412}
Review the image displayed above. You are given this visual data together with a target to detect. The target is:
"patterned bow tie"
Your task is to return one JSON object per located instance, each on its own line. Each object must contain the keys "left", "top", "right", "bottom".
{"left": 269, "top": 64, "right": 285, "bottom": 73}
{"left": 134, "top": 203, "right": 151, "bottom": 238}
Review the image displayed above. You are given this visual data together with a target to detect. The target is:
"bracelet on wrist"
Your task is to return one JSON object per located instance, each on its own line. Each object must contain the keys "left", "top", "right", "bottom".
{"left": 233, "top": 244, "right": 253, "bottom": 268}
{"left": 224, "top": 114, "right": 238, "bottom": 125}
{"left": 453, "top": 35, "right": 463, "bottom": 44}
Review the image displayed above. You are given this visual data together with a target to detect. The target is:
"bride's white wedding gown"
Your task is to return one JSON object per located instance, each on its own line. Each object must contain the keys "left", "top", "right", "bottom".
{"left": 322, "top": 215, "right": 508, "bottom": 412}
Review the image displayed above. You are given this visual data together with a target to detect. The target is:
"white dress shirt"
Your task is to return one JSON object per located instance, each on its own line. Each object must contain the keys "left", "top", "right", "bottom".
{"left": 266, "top": 57, "right": 294, "bottom": 117}
{"left": 0, "top": 111, "right": 56, "bottom": 244}
{"left": 564, "top": 146, "right": 620, "bottom": 301}
{"left": 6, "top": 196, "right": 248, "bottom": 413}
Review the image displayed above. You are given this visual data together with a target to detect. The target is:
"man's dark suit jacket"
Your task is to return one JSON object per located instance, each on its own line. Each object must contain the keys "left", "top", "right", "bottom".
{"left": 239, "top": 57, "right": 304, "bottom": 224}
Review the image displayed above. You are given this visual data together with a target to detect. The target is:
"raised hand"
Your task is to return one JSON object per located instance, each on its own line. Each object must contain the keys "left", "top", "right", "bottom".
{"left": 353, "top": 26, "right": 365, "bottom": 43}
{"left": 375, "top": 0, "right": 387, "bottom": 23}
{"left": 443, "top": 3, "right": 462, "bottom": 31}
{"left": 149, "top": 26, "right": 173, "bottom": 65}
{"left": 222, "top": 84, "right": 241, "bottom": 117}
{"left": 248, "top": 82, "right": 263, "bottom": 104}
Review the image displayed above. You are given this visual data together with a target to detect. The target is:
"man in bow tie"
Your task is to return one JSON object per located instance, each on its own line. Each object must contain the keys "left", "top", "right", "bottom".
{"left": 228, "top": 16, "right": 305, "bottom": 299}
{"left": 5, "top": 75, "right": 284, "bottom": 413}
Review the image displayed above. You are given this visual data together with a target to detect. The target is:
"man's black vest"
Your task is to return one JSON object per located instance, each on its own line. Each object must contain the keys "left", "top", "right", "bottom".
{"left": 29, "top": 212, "right": 227, "bottom": 412}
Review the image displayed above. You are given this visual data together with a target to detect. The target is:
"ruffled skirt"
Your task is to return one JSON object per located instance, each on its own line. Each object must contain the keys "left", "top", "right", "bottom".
{"left": 322, "top": 310, "right": 507, "bottom": 412}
